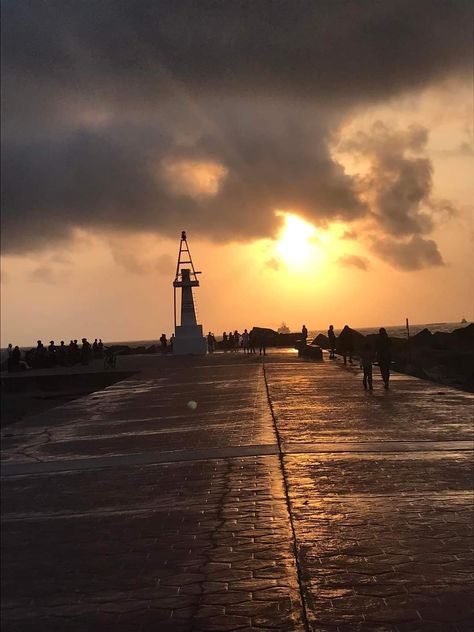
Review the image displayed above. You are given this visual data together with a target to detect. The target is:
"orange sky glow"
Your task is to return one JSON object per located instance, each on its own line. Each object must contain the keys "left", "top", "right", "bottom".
{"left": 1, "top": 19, "right": 473, "bottom": 347}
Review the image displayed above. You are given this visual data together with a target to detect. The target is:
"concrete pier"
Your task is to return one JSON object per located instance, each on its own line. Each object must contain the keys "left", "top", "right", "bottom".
{"left": 1, "top": 352, "right": 473, "bottom": 630}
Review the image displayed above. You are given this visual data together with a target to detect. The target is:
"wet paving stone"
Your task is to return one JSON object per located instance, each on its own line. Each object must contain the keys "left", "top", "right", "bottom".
{"left": 2, "top": 352, "right": 473, "bottom": 630}
{"left": 266, "top": 358, "right": 474, "bottom": 631}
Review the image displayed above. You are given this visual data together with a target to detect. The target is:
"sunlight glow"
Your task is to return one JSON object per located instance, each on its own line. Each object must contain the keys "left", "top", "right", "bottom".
{"left": 274, "top": 212, "right": 324, "bottom": 270}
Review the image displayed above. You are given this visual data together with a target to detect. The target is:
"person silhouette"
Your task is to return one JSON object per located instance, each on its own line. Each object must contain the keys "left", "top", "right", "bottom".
{"left": 301, "top": 324, "right": 308, "bottom": 343}
{"left": 160, "top": 334, "right": 168, "bottom": 352}
{"left": 81, "top": 338, "right": 91, "bottom": 365}
{"left": 242, "top": 329, "right": 250, "bottom": 355}
{"left": 376, "top": 327, "right": 392, "bottom": 389}
{"left": 359, "top": 342, "right": 374, "bottom": 390}
{"left": 328, "top": 325, "right": 336, "bottom": 359}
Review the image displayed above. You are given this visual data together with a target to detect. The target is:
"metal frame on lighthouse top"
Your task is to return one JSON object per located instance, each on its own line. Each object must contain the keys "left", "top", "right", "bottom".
{"left": 173, "top": 231, "right": 201, "bottom": 329}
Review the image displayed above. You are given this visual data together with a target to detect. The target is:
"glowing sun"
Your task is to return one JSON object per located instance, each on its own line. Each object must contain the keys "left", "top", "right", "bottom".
{"left": 274, "top": 212, "right": 322, "bottom": 269}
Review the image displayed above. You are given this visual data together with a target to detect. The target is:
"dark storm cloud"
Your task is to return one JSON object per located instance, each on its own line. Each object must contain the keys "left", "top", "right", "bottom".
{"left": 3, "top": 0, "right": 470, "bottom": 109}
{"left": 2, "top": 112, "right": 366, "bottom": 251}
{"left": 372, "top": 236, "right": 444, "bottom": 271}
{"left": 338, "top": 122, "right": 444, "bottom": 236}
{"left": 1, "top": 0, "right": 472, "bottom": 260}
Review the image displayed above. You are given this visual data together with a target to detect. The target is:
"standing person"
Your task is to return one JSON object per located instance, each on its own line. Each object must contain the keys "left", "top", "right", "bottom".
{"left": 242, "top": 329, "right": 250, "bottom": 355}
{"left": 359, "top": 342, "right": 374, "bottom": 390}
{"left": 81, "top": 338, "right": 91, "bottom": 365}
{"left": 98, "top": 339, "right": 104, "bottom": 356}
{"left": 92, "top": 339, "right": 99, "bottom": 357}
{"left": 328, "top": 325, "right": 336, "bottom": 359}
{"left": 249, "top": 331, "right": 256, "bottom": 355}
{"left": 169, "top": 334, "right": 175, "bottom": 352}
{"left": 228, "top": 331, "right": 234, "bottom": 351}
{"left": 222, "top": 332, "right": 228, "bottom": 351}
{"left": 9, "top": 346, "right": 21, "bottom": 372}
{"left": 207, "top": 332, "right": 214, "bottom": 353}
{"left": 58, "top": 341, "right": 67, "bottom": 365}
{"left": 73, "top": 340, "right": 80, "bottom": 364}
{"left": 160, "top": 333, "right": 168, "bottom": 352}
{"left": 48, "top": 341, "right": 56, "bottom": 365}
{"left": 301, "top": 324, "right": 308, "bottom": 344}
{"left": 6, "top": 343, "right": 13, "bottom": 371}
{"left": 338, "top": 325, "right": 353, "bottom": 365}
{"left": 376, "top": 328, "right": 392, "bottom": 389}
{"left": 233, "top": 330, "right": 240, "bottom": 352}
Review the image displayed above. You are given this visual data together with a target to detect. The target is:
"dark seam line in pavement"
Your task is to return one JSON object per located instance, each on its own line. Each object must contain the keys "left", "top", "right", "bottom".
{"left": 283, "top": 442, "right": 474, "bottom": 454}
{"left": 0, "top": 444, "right": 280, "bottom": 477}
{"left": 262, "top": 362, "right": 310, "bottom": 632}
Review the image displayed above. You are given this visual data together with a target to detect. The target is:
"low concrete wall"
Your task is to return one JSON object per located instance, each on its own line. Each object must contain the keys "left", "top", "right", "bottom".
{"left": 1, "top": 371, "right": 136, "bottom": 394}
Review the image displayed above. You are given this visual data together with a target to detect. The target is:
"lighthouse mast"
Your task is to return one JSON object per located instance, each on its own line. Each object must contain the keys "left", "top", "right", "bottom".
{"left": 172, "top": 231, "right": 207, "bottom": 355}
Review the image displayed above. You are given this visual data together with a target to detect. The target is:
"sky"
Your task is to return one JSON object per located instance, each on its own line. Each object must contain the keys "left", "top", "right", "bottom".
{"left": 1, "top": 0, "right": 473, "bottom": 346}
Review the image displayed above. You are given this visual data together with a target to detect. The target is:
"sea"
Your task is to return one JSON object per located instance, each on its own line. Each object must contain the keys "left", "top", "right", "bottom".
{"left": 3, "top": 321, "right": 469, "bottom": 358}
{"left": 118, "top": 321, "right": 470, "bottom": 346}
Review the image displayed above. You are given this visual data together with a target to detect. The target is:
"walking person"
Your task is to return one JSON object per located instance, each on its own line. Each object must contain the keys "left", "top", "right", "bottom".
{"left": 327, "top": 325, "right": 336, "bottom": 359}
{"left": 359, "top": 342, "right": 374, "bottom": 390}
{"left": 376, "top": 327, "right": 392, "bottom": 389}
{"left": 338, "top": 325, "right": 353, "bottom": 365}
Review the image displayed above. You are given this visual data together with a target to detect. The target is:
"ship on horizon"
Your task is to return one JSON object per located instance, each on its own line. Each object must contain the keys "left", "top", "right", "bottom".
{"left": 277, "top": 321, "right": 290, "bottom": 334}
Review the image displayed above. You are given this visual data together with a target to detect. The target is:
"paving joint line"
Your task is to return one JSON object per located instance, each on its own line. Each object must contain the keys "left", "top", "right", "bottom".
{"left": 262, "top": 361, "right": 310, "bottom": 632}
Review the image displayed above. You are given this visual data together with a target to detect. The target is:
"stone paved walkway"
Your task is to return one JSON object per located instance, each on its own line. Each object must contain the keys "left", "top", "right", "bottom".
{"left": 1, "top": 352, "right": 473, "bottom": 631}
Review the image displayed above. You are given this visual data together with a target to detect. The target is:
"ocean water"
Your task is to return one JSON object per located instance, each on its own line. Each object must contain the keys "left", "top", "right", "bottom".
{"left": 97, "top": 321, "right": 472, "bottom": 345}
{"left": 2, "top": 322, "right": 471, "bottom": 358}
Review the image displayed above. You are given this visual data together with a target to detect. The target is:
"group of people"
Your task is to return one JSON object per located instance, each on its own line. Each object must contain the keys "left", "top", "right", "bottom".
{"left": 220, "top": 330, "right": 267, "bottom": 355}
{"left": 327, "top": 324, "right": 392, "bottom": 390}
{"left": 6, "top": 338, "right": 104, "bottom": 371}
{"left": 159, "top": 333, "right": 174, "bottom": 352}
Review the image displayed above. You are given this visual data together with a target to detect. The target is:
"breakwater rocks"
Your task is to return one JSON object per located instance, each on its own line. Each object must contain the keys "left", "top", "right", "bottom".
{"left": 314, "top": 324, "right": 474, "bottom": 392}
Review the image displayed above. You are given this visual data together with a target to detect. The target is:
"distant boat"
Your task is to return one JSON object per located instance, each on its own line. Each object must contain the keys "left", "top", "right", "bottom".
{"left": 461, "top": 317, "right": 467, "bottom": 324}
{"left": 278, "top": 321, "right": 290, "bottom": 334}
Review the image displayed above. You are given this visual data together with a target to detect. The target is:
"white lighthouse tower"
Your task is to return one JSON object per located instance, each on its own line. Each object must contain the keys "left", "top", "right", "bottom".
{"left": 172, "top": 231, "right": 207, "bottom": 355}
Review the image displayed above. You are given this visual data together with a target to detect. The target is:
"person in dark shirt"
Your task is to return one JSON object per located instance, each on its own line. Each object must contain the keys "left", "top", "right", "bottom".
{"left": 81, "top": 338, "right": 91, "bottom": 365}
{"left": 301, "top": 324, "right": 308, "bottom": 343}
{"left": 328, "top": 325, "right": 336, "bottom": 359}
{"left": 9, "top": 346, "right": 21, "bottom": 372}
{"left": 375, "top": 327, "right": 392, "bottom": 389}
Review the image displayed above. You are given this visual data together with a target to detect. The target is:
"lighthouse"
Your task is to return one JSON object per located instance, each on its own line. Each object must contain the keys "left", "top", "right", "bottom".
{"left": 172, "top": 231, "right": 207, "bottom": 355}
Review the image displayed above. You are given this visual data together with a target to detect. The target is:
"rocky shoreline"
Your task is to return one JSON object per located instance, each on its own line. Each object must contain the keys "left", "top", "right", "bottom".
{"left": 313, "top": 324, "right": 473, "bottom": 392}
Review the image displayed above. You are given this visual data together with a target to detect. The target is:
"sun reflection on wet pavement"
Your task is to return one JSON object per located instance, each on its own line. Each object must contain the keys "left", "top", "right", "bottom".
{"left": 1, "top": 352, "right": 473, "bottom": 630}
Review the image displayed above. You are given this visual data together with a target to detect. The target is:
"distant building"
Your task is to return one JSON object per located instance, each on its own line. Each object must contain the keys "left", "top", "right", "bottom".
{"left": 277, "top": 321, "right": 290, "bottom": 334}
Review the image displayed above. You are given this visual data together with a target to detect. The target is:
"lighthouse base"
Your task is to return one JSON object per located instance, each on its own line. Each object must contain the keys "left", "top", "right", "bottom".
{"left": 173, "top": 324, "right": 207, "bottom": 355}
